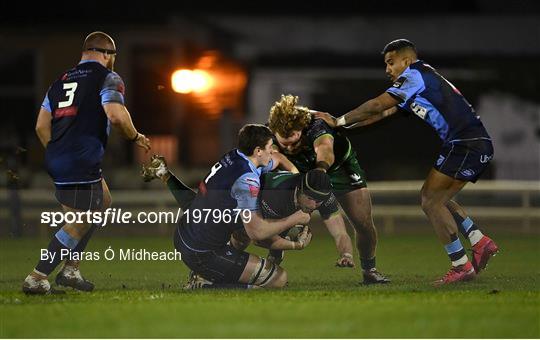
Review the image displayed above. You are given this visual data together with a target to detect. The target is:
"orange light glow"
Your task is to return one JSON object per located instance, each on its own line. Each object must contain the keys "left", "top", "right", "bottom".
{"left": 171, "top": 69, "right": 213, "bottom": 94}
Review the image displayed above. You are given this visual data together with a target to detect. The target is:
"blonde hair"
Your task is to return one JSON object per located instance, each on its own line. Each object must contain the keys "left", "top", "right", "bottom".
{"left": 268, "top": 94, "right": 311, "bottom": 138}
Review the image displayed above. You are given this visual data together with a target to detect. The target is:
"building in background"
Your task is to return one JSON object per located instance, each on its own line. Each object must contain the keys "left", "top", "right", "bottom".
{"left": 1, "top": 7, "right": 539, "bottom": 190}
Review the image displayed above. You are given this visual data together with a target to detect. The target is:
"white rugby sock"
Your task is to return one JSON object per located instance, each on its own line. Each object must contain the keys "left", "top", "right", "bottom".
{"left": 469, "top": 230, "right": 484, "bottom": 246}
{"left": 452, "top": 254, "right": 469, "bottom": 267}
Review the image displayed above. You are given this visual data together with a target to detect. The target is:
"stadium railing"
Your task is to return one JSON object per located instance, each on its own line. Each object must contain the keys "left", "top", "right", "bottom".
{"left": 1, "top": 180, "right": 538, "bottom": 235}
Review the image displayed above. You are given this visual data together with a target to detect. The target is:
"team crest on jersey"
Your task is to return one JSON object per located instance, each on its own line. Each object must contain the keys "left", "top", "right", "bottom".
{"left": 392, "top": 76, "right": 406, "bottom": 89}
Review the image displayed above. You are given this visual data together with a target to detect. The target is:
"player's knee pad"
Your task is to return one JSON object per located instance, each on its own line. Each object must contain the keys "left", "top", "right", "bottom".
{"left": 248, "top": 257, "right": 278, "bottom": 287}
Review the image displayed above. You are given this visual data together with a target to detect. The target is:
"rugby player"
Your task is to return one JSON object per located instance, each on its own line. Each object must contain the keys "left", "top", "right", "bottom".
{"left": 145, "top": 155, "right": 354, "bottom": 268}
{"left": 268, "top": 95, "right": 390, "bottom": 284}
{"left": 23, "top": 31, "right": 151, "bottom": 294}
{"left": 235, "top": 169, "right": 355, "bottom": 267}
{"left": 314, "top": 39, "right": 498, "bottom": 285}
{"left": 144, "top": 124, "right": 312, "bottom": 289}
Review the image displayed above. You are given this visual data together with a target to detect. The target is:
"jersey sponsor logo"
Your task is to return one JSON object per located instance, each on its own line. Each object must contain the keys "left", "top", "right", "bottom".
{"left": 436, "top": 155, "right": 445, "bottom": 166}
{"left": 480, "top": 155, "right": 492, "bottom": 164}
{"left": 248, "top": 184, "right": 260, "bottom": 197}
{"left": 324, "top": 194, "right": 336, "bottom": 206}
{"left": 261, "top": 200, "right": 279, "bottom": 217}
{"left": 460, "top": 169, "right": 475, "bottom": 177}
{"left": 392, "top": 76, "right": 406, "bottom": 89}
{"left": 410, "top": 102, "right": 427, "bottom": 119}
{"left": 54, "top": 106, "right": 78, "bottom": 118}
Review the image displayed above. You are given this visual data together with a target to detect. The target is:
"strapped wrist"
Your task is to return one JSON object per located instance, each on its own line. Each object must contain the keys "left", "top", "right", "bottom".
{"left": 315, "top": 161, "right": 330, "bottom": 171}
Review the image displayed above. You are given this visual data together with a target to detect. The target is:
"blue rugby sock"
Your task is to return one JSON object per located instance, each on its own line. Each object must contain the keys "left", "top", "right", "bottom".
{"left": 71, "top": 223, "right": 98, "bottom": 256}
{"left": 451, "top": 211, "right": 484, "bottom": 246}
{"left": 35, "top": 229, "right": 80, "bottom": 276}
{"left": 444, "top": 234, "right": 468, "bottom": 267}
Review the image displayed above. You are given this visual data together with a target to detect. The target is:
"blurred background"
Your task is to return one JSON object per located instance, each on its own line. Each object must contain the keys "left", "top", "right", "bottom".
{"left": 1, "top": 2, "right": 539, "bottom": 237}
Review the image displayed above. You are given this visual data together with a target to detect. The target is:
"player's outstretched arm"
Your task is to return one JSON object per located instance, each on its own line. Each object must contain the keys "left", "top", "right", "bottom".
{"left": 314, "top": 93, "right": 399, "bottom": 129}
{"left": 103, "top": 103, "right": 151, "bottom": 151}
{"left": 342, "top": 106, "right": 399, "bottom": 129}
{"left": 243, "top": 210, "right": 310, "bottom": 241}
{"left": 35, "top": 108, "right": 52, "bottom": 147}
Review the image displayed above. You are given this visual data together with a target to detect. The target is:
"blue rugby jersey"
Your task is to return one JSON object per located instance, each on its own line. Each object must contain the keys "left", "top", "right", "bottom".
{"left": 178, "top": 149, "right": 274, "bottom": 251}
{"left": 41, "top": 60, "right": 125, "bottom": 184}
{"left": 386, "top": 60, "right": 490, "bottom": 144}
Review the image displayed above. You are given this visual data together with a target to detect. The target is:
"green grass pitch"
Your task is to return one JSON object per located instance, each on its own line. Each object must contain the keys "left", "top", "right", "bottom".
{"left": 1, "top": 231, "right": 538, "bottom": 338}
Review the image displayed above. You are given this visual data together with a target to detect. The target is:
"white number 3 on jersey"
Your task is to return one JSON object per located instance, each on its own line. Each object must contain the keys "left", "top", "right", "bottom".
{"left": 58, "top": 82, "right": 78, "bottom": 108}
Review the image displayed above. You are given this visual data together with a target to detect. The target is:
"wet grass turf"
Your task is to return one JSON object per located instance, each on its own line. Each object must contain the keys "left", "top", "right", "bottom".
{"left": 1, "top": 232, "right": 538, "bottom": 338}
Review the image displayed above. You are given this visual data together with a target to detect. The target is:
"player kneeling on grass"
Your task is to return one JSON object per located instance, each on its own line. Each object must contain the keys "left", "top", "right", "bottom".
{"left": 143, "top": 124, "right": 311, "bottom": 289}
{"left": 229, "top": 170, "right": 355, "bottom": 268}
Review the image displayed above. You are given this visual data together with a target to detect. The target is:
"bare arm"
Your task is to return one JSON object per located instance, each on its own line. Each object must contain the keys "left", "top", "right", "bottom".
{"left": 35, "top": 108, "right": 52, "bottom": 147}
{"left": 313, "top": 135, "right": 335, "bottom": 171}
{"left": 313, "top": 93, "right": 399, "bottom": 128}
{"left": 243, "top": 210, "right": 310, "bottom": 241}
{"left": 103, "top": 103, "right": 151, "bottom": 151}
{"left": 254, "top": 234, "right": 298, "bottom": 250}
{"left": 323, "top": 213, "right": 355, "bottom": 266}
{"left": 343, "top": 106, "right": 399, "bottom": 129}
{"left": 271, "top": 149, "right": 299, "bottom": 173}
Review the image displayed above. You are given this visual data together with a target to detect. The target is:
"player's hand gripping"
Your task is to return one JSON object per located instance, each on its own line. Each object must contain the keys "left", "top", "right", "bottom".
{"left": 292, "top": 209, "right": 311, "bottom": 226}
{"left": 134, "top": 133, "right": 151, "bottom": 152}
{"left": 313, "top": 111, "right": 338, "bottom": 128}
{"left": 294, "top": 226, "right": 313, "bottom": 250}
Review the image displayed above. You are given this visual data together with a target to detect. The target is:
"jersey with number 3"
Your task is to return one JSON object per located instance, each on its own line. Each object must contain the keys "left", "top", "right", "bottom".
{"left": 386, "top": 60, "right": 490, "bottom": 144}
{"left": 41, "top": 60, "right": 125, "bottom": 184}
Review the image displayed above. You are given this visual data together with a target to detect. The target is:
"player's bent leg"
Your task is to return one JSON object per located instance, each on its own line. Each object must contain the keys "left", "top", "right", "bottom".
{"left": 24, "top": 215, "right": 90, "bottom": 295}
{"left": 421, "top": 169, "right": 476, "bottom": 285}
{"left": 23, "top": 182, "right": 102, "bottom": 294}
{"left": 101, "top": 178, "right": 112, "bottom": 209}
{"left": 229, "top": 229, "right": 251, "bottom": 251}
{"left": 421, "top": 169, "right": 466, "bottom": 244}
{"left": 238, "top": 254, "right": 288, "bottom": 288}
{"left": 56, "top": 179, "right": 111, "bottom": 291}
{"left": 445, "top": 200, "right": 499, "bottom": 273}
{"left": 337, "top": 188, "right": 389, "bottom": 284}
